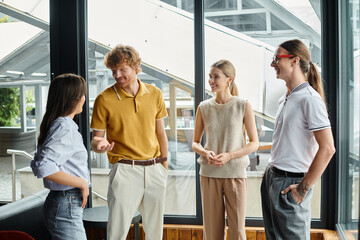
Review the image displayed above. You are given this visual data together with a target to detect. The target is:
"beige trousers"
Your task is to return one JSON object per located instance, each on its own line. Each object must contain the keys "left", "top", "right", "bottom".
{"left": 107, "top": 162, "right": 168, "bottom": 240}
{"left": 200, "top": 176, "right": 247, "bottom": 240}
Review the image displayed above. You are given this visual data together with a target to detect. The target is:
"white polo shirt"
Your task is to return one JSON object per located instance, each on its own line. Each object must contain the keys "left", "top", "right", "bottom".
{"left": 269, "top": 82, "right": 331, "bottom": 173}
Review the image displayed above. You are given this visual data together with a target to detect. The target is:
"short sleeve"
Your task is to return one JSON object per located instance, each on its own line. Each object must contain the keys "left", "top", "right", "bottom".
{"left": 156, "top": 89, "right": 167, "bottom": 119}
{"left": 303, "top": 95, "right": 331, "bottom": 131}
{"left": 91, "top": 94, "right": 108, "bottom": 130}
{"left": 30, "top": 123, "right": 72, "bottom": 178}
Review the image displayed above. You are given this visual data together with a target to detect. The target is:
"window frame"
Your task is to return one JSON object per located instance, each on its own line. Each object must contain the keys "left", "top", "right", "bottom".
{"left": 48, "top": 0, "right": 340, "bottom": 228}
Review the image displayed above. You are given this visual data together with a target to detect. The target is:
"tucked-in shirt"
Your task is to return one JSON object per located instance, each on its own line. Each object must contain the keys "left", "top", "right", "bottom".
{"left": 197, "top": 97, "right": 250, "bottom": 178}
{"left": 31, "top": 116, "right": 91, "bottom": 191}
{"left": 269, "top": 82, "right": 331, "bottom": 173}
{"left": 90, "top": 79, "right": 168, "bottom": 163}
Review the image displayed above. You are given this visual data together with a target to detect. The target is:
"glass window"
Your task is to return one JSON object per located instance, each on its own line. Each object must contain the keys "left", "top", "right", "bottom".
{"left": 203, "top": 0, "right": 322, "bottom": 219}
{"left": 205, "top": 0, "right": 237, "bottom": 11}
{"left": 337, "top": 0, "right": 360, "bottom": 238}
{"left": 88, "top": 0, "right": 196, "bottom": 217}
{"left": 0, "top": 0, "right": 50, "bottom": 201}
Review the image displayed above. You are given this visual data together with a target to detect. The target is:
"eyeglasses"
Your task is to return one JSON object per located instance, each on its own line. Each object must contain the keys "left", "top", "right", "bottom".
{"left": 272, "top": 54, "right": 295, "bottom": 64}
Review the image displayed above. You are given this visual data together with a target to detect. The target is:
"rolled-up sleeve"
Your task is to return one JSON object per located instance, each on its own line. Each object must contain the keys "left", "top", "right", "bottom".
{"left": 31, "top": 124, "right": 72, "bottom": 178}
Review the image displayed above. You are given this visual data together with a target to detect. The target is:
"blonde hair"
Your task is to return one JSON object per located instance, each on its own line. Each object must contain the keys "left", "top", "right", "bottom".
{"left": 211, "top": 59, "right": 239, "bottom": 96}
{"left": 280, "top": 39, "right": 325, "bottom": 101}
{"left": 104, "top": 44, "right": 142, "bottom": 74}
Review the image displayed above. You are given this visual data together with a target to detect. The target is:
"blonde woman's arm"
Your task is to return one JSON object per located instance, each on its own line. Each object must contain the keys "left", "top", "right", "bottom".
{"left": 192, "top": 106, "right": 216, "bottom": 163}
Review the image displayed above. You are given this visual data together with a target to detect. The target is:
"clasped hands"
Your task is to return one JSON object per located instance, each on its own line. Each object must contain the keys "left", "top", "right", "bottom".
{"left": 205, "top": 151, "right": 231, "bottom": 167}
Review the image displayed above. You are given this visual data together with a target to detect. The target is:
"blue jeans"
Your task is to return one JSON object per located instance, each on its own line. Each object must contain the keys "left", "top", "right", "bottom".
{"left": 261, "top": 166, "right": 313, "bottom": 240}
{"left": 43, "top": 188, "right": 86, "bottom": 240}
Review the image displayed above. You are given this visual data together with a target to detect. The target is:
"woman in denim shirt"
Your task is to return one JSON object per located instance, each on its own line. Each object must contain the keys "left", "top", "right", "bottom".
{"left": 31, "top": 73, "right": 90, "bottom": 240}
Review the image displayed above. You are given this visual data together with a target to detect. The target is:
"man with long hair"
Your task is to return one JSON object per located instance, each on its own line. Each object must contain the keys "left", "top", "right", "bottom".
{"left": 261, "top": 39, "right": 335, "bottom": 239}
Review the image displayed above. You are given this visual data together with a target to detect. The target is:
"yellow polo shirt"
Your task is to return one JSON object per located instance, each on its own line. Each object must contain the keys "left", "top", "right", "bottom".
{"left": 90, "top": 79, "right": 167, "bottom": 164}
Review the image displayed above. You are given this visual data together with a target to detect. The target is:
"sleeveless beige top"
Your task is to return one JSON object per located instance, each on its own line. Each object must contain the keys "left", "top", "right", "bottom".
{"left": 197, "top": 97, "right": 250, "bottom": 178}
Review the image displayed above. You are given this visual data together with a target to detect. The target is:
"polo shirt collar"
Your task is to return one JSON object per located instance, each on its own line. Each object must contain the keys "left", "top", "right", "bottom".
{"left": 113, "top": 79, "right": 150, "bottom": 100}
{"left": 287, "top": 81, "right": 310, "bottom": 97}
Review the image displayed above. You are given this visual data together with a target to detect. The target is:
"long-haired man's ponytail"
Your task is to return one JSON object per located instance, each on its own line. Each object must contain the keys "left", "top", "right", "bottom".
{"left": 306, "top": 62, "right": 325, "bottom": 101}
{"left": 280, "top": 39, "right": 326, "bottom": 102}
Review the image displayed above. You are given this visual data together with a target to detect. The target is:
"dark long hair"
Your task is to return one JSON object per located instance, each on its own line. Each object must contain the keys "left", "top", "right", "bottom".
{"left": 280, "top": 39, "right": 325, "bottom": 102}
{"left": 38, "top": 73, "right": 86, "bottom": 145}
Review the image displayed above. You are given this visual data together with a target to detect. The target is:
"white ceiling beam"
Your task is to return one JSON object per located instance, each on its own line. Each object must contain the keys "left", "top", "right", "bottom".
{"left": 205, "top": 8, "right": 266, "bottom": 17}
{"left": 0, "top": 31, "right": 48, "bottom": 75}
{"left": 23, "top": 56, "right": 49, "bottom": 77}
{"left": 0, "top": 2, "right": 48, "bottom": 31}
{"left": 254, "top": 0, "right": 320, "bottom": 48}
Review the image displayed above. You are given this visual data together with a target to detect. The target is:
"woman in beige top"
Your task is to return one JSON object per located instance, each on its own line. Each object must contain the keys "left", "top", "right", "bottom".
{"left": 192, "top": 60, "right": 259, "bottom": 240}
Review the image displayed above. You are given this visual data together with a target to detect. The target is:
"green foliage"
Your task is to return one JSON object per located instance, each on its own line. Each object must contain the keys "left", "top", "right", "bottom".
{"left": 25, "top": 90, "right": 35, "bottom": 112}
{"left": 0, "top": 15, "right": 9, "bottom": 23}
{"left": 0, "top": 88, "right": 20, "bottom": 126}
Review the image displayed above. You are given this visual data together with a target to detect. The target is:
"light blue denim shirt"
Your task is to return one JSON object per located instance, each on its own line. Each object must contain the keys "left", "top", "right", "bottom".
{"left": 31, "top": 116, "right": 91, "bottom": 191}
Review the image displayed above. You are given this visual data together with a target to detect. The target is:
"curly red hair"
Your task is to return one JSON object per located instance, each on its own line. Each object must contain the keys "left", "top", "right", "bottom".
{"left": 104, "top": 44, "right": 142, "bottom": 74}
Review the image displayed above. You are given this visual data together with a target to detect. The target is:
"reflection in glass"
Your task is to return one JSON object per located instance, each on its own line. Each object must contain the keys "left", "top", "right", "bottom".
{"left": 158, "top": 0, "right": 323, "bottom": 219}
{"left": 200, "top": 0, "right": 322, "bottom": 218}
{"left": 0, "top": 1, "right": 50, "bottom": 201}
{"left": 338, "top": 0, "right": 359, "bottom": 238}
{"left": 88, "top": 0, "right": 196, "bottom": 215}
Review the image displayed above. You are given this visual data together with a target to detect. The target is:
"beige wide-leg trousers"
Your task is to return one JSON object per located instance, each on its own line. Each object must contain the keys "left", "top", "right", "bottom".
{"left": 107, "top": 162, "right": 168, "bottom": 240}
{"left": 200, "top": 176, "right": 247, "bottom": 240}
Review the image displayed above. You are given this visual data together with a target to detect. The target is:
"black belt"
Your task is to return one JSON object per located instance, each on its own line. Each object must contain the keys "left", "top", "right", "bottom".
{"left": 50, "top": 188, "right": 81, "bottom": 196}
{"left": 270, "top": 165, "right": 306, "bottom": 178}
{"left": 118, "top": 157, "right": 167, "bottom": 166}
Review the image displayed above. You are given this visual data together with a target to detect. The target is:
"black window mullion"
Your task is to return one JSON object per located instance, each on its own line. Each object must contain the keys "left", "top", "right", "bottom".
{"left": 321, "top": 0, "right": 339, "bottom": 230}
{"left": 194, "top": 0, "right": 205, "bottom": 225}
{"left": 49, "top": 0, "right": 91, "bottom": 207}
{"left": 163, "top": 0, "right": 205, "bottom": 225}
